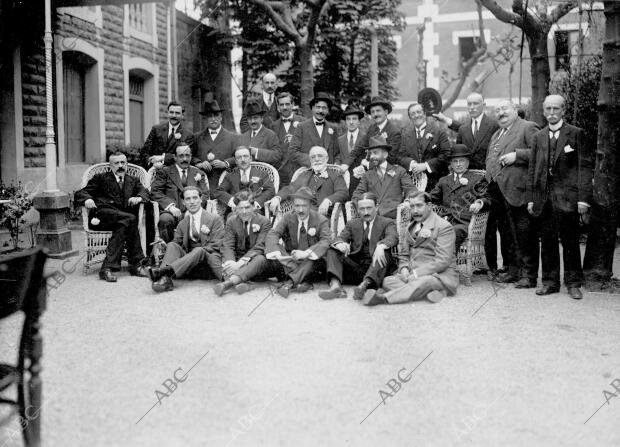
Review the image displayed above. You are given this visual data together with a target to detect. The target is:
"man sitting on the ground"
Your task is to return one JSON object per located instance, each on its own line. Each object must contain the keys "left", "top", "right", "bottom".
{"left": 213, "top": 191, "right": 276, "bottom": 296}
{"left": 148, "top": 186, "right": 224, "bottom": 292}
{"left": 150, "top": 144, "right": 210, "bottom": 242}
{"left": 363, "top": 190, "right": 458, "bottom": 306}
{"left": 269, "top": 146, "right": 348, "bottom": 217}
{"left": 74, "top": 151, "right": 150, "bottom": 282}
{"left": 265, "top": 187, "right": 331, "bottom": 298}
{"left": 319, "top": 192, "right": 398, "bottom": 301}
{"left": 428, "top": 144, "right": 490, "bottom": 254}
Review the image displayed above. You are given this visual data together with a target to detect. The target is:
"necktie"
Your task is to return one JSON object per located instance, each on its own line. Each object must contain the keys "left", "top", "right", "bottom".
{"left": 268, "top": 94, "right": 273, "bottom": 107}
{"left": 349, "top": 133, "right": 355, "bottom": 152}
{"left": 377, "top": 168, "right": 384, "bottom": 180}
{"left": 245, "top": 222, "right": 251, "bottom": 251}
{"left": 117, "top": 176, "right": 124, "bottom": 192}
{"left": 414, "top": 223, "right": 422, "bottom": 237}
{"left": 241, "top": 169, "right": 249, "bottom": 184}
{"left": 251, "top": 130, "right": 256, "bottom": 139}
{"left": 548, "top": 132, "right": 558, "bottom": 177}
{"left": 298, "top": 222, "right": 308, "bottom": 251}
{"left": 363, "top": 223, "right": 370, "bottom": 242}
{"left": 190, "top": 214, "right": 199, "bottom": 241}
{"left": 181, "top": 169, "right": 187, "bottom": 187}
{"left": 473, "top": 119, "right": 479, "bottom": 137}
{"left": 416, "top": 128, "right": 423, "bottom": 144}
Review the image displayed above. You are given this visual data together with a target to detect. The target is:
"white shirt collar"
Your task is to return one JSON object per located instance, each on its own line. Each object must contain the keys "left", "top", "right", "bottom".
{"left": 263, "top": 91, "right": 273, "bottom": 104}
{"left": 415, "top": 123, "right": 427, "bottom": 133}
{"left": 251, "top": 125, "right": 263, "bottom": 135}
{"left": 189, "top": 207, "right": 202, "bottom": 223}
{"left": 298, "top": 216, "right": 310, "bottom": 232}
{"left": 168, "top": 122, "right": 179, "bottom": 135}
{"left": 176, "top": 164, "right": 188, "bottom": 177}
{"left": 549, "top": 119, "right": 563, "bottom": 132}
{"left": 377, "top": 120, "right": 388, "bottom": 131}
{"left": 377, "top": 161, "right": 388, "bottom": 173}
{"left": 209, "top": 126, "right": 221, "bottom": 135}
{"left": 348, "top": 129, "right": 359, "bottom": 138}
{"left": 115, "top": 173, "right": 124, "bottom": 182}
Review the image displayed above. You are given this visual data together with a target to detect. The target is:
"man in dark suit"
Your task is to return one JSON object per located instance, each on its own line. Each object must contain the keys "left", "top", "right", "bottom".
{"left": 429, "top": 144, "right": 490, "bottom": 254}
{"left": 215, "top": 146, "right": 275, "bottom": 212}
{"left": 526, "top": 95, "right": 593, "bottom": 300}
{"left": 237, "top": 100, "right": 282, "bottom": 167}
{"left": 269, "top": 146, "right": 348, "bottom": 217}
{"left": 364, "top": 191, "right": 459, "bottom": 306}
{"left": 289, "top": 93, "right": 339, "bottom": 171}
{"left": 139, "top": 101, "right": 194, "bottom": 170}
{"left": 352, "top": 135, "right": 416, "bottom": 219}
{"left": 270, "top": 92, "right": 304, "bottom": 186}
{"left": 150, "top": 144, "right": 210, "bottom": 242}
{"left": 148, "top": 186, "right": 224, "bottom": 292}
{"left": 340, "top": 96, "right": 401, "bottom": 178}
{"left": 194, "top": 100, "right": 239, "bottom": 192}
{"left": 398, "top": 102, "right": 451, "bottom": 191}
{"left": 74, "top": 152, "right": 150, "bottom": 282}
{"left": 434, "top": 93, "right": 499, "bottom": 170}
{"left": 335, "top": 105, "right": 365, "bottom": 194}
{"left": 319, "top": 192, "right": 398, "bottom": 300}
{"left": 239, "top": 73, "right": 279, "bottom": 133}
{"left": 486, "top": 100, "right": 540, "bottom": 285}
{"left": 265, "top": 187, "right": 331, "bottom": 298}
{"left": 213, "top": 191, "right": 276, "bottom": 296}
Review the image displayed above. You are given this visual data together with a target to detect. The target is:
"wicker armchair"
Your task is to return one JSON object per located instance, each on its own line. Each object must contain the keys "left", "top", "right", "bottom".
{"left": 80, "top": 163, "right": 151, "bottom": 274}
{"left": 410, "top": 171, "right": 427, "bottom": 192}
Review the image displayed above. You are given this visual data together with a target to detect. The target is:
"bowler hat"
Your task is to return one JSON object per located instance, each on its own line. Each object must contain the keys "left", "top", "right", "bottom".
{"left": 343, "top": 105, "right": 365, "bottom": 119}
{"left": 368, "top": 135, "right": 392, "bottom": 152}
{"left": 417, "top": 88, "right": 442, "bottom": 116}
{"left": 290, "top": 186, "right": 314, "bottom": 202}
{"left": 364, "top": 96, "right": 392, "bottom": 114}
{"left": 449, "top": 144, "right": 472, "bottom": 159}
{"left": 200, "top": 100, "right": 224, "bottom": 115}
{"left": 309, "top": 92, "right": 333, "bottom": 110}
{"left": 243, "top": 100, "right": 266, "bottom": 117}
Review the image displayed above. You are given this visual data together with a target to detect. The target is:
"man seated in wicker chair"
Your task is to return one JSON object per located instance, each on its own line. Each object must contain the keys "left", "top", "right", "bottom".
{"left": 428, "top": 144, "right": 490, "bottom": 254}
{"left": 74, "top": 151, "right": 150, "bottom": 282}
{"left": 268, "top": 146, "right": 348, "bottom": 217}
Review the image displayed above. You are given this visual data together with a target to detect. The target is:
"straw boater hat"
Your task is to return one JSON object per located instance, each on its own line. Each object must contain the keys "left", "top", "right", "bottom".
{"left": 364, "top": 96, "right": 392, "bottom": 114}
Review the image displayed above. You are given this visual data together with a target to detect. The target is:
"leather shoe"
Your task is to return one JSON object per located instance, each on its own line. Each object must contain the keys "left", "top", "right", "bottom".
{"left": 536, "top": 285, "right": 560, "bottom": 296}
{"left": 129, "top": 265, "right": 149, "bottom": 277}
{"left": 152, "top": 276, "right": 174, "bottom": 293}
{"left": 235, "top": 282, "right": 255, "bottom": 295}
{"left": 495, "top": 272, "right": 518, "bottom": 283}
{"left": 213, "top": 280, "right": 234, "bottom": 297}
{"left": 99, "top": 269, "right": 117, "bottom": 282}
{"left": 276, "top": 280, "right": 293, "bottom": 298}
{"left": 318, "top": 287, "right": 347, "bottom": 300}
{"left": 362, "top": 290, "right": 388, "bottom": 306}
{"left": 427, "top": 290, "right": 447, "bottom": 303}
{"left": 515, "top": 278, "right": 537, "bottom": 288}
{"left": 295, "top": 282, "right": 313, "bottom": 293}
{"left": 568, "top": 287, "right": 583, "bottom": 300}
{"left": 353, "top": 279, "right": 372, "bottom": 300}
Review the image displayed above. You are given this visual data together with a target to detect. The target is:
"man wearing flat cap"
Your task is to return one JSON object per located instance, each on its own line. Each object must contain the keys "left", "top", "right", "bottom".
{"left": 265, "top": 186, "right": 331, "bottom": 298}
{"left": 340, "top": 96, "right": 401, "bottom": 181}
{"left": 194, "top": 100, "right": 239, "bottom": 192}
{"left": 352, "top": 135, "right": 416, "bottom": 219}
{"left": 237, "top": 100, "right": 282, "bottom": 167}
{"left": 289, "top": 92, "right": 339, "bottom": 172}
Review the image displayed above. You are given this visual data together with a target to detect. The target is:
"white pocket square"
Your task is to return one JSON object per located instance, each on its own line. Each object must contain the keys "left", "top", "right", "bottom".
{"left": 564, "top": 145, "right": 574, "bottom": 153}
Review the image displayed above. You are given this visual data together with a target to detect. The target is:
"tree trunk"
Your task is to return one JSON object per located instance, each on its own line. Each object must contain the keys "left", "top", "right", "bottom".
{"left": 215, "top": 8, "right": 234, "bottom": 129}
{"left": 526, "top": 31, "right": 550, "bottom": 125}
{"left": 299, "top": 43, "right": 314, "bottom": 116}
{"left": 583, "top": 1, "right": 620, "bottom": 289}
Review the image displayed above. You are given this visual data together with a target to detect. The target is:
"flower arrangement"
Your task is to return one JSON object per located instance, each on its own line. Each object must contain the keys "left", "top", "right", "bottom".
{"left": 0, "top": 181, "right": 34, "bottom": 250}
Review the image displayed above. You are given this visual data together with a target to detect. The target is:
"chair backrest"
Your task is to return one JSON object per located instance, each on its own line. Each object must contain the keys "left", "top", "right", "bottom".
{"left": 410, "top": 171, "right": 427, "bottom": 191}
{"left": 469, "top": 169, "right": 486, "bottom": 177}
{"left": 0, "top": 248, "right": 47, "bottom": 320}
{"left": 218, "top": 161, "right": 281, "bottom": 193}
{"left": 145, "top": 167, "right": 158, "bottom": 191}
{"left": 291, "top": 164, "right": 349, "bottom": 188}
{"left": 81, "top": 162, "right": 148, "bottom": 189}
{"left": 395, "top": 202, "right": 410, "bottom": 238}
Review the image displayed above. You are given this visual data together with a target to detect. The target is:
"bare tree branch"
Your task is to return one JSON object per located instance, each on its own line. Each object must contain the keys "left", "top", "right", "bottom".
{"left": 549, "top": 0, "right": 579, "bottom": 23}
{"left": 246, "top": 0, "right": 301, "bottom": 43}
{"left": 306, "top": 0, "right": 329, "bottom": 45}
{"left": 478, "top": 0, "right": 523, "bottom": 27}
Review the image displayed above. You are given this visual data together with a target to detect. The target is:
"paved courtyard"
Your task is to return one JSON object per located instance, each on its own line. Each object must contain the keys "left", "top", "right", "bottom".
{"left": 1, "top": 231, "right": 620, "bottom": 446}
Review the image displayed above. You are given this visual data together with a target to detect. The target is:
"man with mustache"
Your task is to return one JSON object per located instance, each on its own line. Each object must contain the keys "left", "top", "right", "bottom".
{"left": 150, "top": 144, "right": 210, "bottom": 242}
{"left": 486, "top": 100, "right": 539, "bottom": 285}
{"left": 239, "top": 73, "right": 279, "bottom": 133}
{"left": 335, "top": 105, "right": 366, "bottom": 194}
{"left": 270, "top": 92, "right": 304, "bottom": 186}
{"left": 319, "top": 192, "right": 398, "bottom": 300}
{"left": 363, "top": 190, "right": 458, "bottom": 306}
{"left": 237, "top": 100, "right": 282, "bottom": 167}
{"left": 351, "top": 135, "right": 416, "bottom": 219}
{"left": 289, "top": 93, "right": 339, "bottom": 172}
{"left": 75, "top": 151, "right": 150, "bottom": 282}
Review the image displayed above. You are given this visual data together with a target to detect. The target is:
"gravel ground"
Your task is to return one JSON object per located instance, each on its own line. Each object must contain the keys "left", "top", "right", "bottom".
{"left": 1, "top": 232, "right": 620, "bottom": 447}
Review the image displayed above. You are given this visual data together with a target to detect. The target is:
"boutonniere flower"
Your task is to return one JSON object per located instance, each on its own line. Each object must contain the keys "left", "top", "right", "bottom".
{"left": 251, "top": 176, "right": 260, "bottom": 183}
{"left": 174, "top": 132, "right": 182, "bottom": 140}
{"left": 90, "top": 217, "right": 100, "bottom": 226}
{"left": 459, "top": 177, "right": 469, "bottom": 186}
{"left": 328, "top": 128, "right": 334, "bottom": 135}
{"left": 419, "top": 229, "right": 432, "bottom": 238}
{"left": 387, "top": 170, "right": 396, "bottom": 177}
{"left": 381, "top": 132, "right": 388, "bottom": 139}
{"left": 194, "top": 173, "right": 202, "bottom": 182}
{"left": 426, "top": 133, "right": 433, "bottom": 139}
{"left": 316, "top": 171, "right": 328, "bottom": 179}
{"left": 307, "top": 227, "right": 317, "bottom": 236}
{"left": 207, "top": 153, "right": 215, "bottom": 161}
{"left": 293, "top": 121, "right": 299, "bottom": 128}
{"left": 252, "top": 223, "right": 260, "bottom": 233}
{"left": 564, "top": 145, "right": 574, "bottom": 153}
{"left": 200, "top": 225, "right": 210, "bottom": 235}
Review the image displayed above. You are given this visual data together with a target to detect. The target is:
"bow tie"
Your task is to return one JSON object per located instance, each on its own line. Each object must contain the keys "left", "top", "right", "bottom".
{"left": 210, "top": 130, "right": 218, "bottom": 135}
{"left": 315, "top": 121, "right": 325, "bottom": 127}
{"left": 549, "top": 129, "right": 560, "bottom": 139}
{"left": 282, "top": 118, "right": 292, "bottom": 123}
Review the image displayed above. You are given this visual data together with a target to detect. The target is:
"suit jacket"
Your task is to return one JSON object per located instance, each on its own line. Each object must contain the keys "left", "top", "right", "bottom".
{"left": 429, "top": 170, "right": 490, "bottom": 226}
{"left": 455, "top": 114, "right": 499, "bottom": 170}
{"left": 397, "top": 211, "right": 458, "bottom": 295}
{"left": 214, "top": 166, "right": 275, "bottom": 207}
{"left": 150, "top": 165, "right": 210, "bottom": 212}
{"left": 194, "top": 127, "right": 239, "bottom": 191}
{"left": 397, "top": 120, "right": 451, "bottom": 190}
{"left": 526, "top": 123, "right": 593, "bottom": 216}
{"left": 265, "top": 210, "right": 331, "bottom": 257}
{"left": 335, "top": 130, "right": 365, "bottom": 164}
{"left": 485, "top": 117, "right": 540, "bottom": 207}
{"left": 237, "top": 126, "right": 282, "bottom": 166}
{"left": 289, "top": 119, "right": 340, "bottom": 170}
{"left": 222, "top": 212, "right": 271, "bottom": 262}
{"left": 270, "top": 114, "right": 304, "bottom": 185}
{"left": 277, "top": 169, "right": 349, "bottom": 209}
{"left": 335, "top": 215, "right": 398, "bottom": 257}
{"left": 239, "top": 100, "right": 278, "bottom": 133}
{"left": 352, "top": 163, "right": 416, "bottom": 218}
{"left": 74, "top": 172, "right": 149, "bottom": 213}
{"left": 140, "top": 122, "right": 194, "bottom": 169}
{"left": 172, "top": 209, "right": 224, "bottom": 254}
{"left": 344, "top": 119, "right": 401, "bottom": 167}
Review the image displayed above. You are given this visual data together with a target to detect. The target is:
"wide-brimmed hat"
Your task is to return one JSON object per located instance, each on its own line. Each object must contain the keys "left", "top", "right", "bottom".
{"left": 200, "top": 100, "right": 224, "bottom": 115}
{"left": 417, "top": 88, "right": 442, "bottom": 116}
{"left": 368, "top": 135, "right": 392, "bottom": 151}
{"left": 364, "top": 96, "right": 392, "bottom": 114}
{"left": 309, "top": 92, "right": 333, "bottom": 110}
{"left": 290, "top": 186, "right": 314, "bottom": 202}
{"left": 243, "top": 100, "right": 266, "bottom": 117}
{"left": 342, "top": 105, "right": 365, "bottom": 119}
{"left": 449, "top": 144, "right": 472, "bottom": 159}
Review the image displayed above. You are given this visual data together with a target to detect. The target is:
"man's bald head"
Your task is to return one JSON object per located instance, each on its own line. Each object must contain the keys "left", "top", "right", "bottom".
{"left": 543, "top": 94, "right": 565, "bottom": 108}
{"left": 262, "top": 73, "right": 277, "bottom": 94}
{"left": 466, "top": 93, "right": 485, "bottom": 119}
